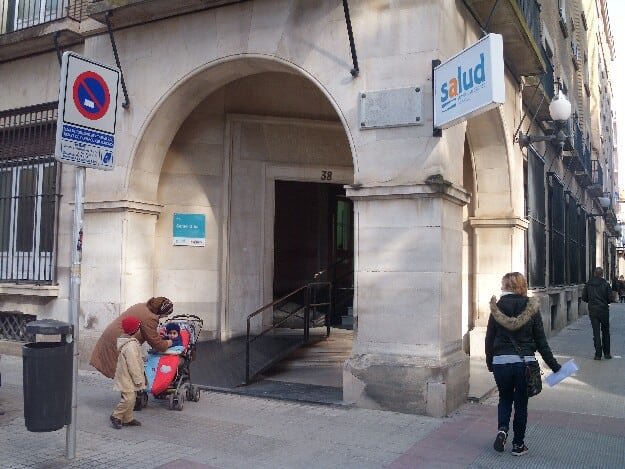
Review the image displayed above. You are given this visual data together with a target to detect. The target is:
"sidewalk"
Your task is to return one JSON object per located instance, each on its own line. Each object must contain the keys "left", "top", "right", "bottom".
{"left": 1, "top": 304, "right": 625, "bottom": 468}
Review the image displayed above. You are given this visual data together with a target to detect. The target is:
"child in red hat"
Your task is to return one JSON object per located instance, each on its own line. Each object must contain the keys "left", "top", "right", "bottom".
{"left": 110, "top": 316, "right": 147, "bottom": 429}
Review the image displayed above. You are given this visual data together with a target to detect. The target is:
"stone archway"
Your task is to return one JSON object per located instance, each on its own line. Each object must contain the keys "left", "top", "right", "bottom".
{"left": 122, "top": 56, "right": 355, "bottom": 339}
{"left": 465, "top": 107, "right": 528, "bottom": 357}
{"left": 126, "top": 55, "right": 356, "bottom": 202}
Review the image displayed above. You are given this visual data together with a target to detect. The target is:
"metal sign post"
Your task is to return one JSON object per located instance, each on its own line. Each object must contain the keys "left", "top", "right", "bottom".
{"left": 55, "top": 51, "right": 120, "bottom": 459}
{"left": 67, "top": 166, "right": 84, "bottom": 459}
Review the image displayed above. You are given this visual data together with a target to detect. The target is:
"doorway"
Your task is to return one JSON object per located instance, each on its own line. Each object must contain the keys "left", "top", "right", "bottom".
{"left": 273, "top": 180, "right": 354, "bottom": 326}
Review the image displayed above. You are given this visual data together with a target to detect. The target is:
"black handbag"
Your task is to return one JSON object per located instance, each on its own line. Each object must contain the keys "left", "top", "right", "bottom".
{"left": 506, "top": 332, "right": 543, "bottom": 397}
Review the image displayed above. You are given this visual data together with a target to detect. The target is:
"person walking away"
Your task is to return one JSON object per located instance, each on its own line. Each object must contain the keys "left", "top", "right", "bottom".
{"left": 582, "top": 267, "right": 612, "bottom": 360}
{"left": 618, "top": 275, "right": 625, "bottom": 303}
{"left": 90, "top": 297, "right": 175, "bottom": 379}
{"left": 485, "top": 272, "right": 561, "bottom": 456}
{"left": 110, "top": 317, "right": 147, "bottom": 429}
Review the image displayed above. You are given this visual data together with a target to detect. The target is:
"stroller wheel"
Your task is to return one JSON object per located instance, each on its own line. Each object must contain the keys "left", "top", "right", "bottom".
{"left": 191, "top": 385, "right": 201, "bottom": 402}
{"left": 175, "top": 392, "right": 185, "bottom": 411}
{"left": 141, "top": 391, "right": 148, "bottom": 408}
{"left": 169, "top": 391, "right": 184, "bottom": 411}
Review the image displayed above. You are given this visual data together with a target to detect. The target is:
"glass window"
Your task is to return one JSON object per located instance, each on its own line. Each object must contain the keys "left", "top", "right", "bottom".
{"left": 527, "top": 149, "right": 546, "bottom": 288}
{"left": 14, "top": 0, "right": 59, "bottom": 30}
{"left": 0, "top": 101, "right": 59, "bottom": 283}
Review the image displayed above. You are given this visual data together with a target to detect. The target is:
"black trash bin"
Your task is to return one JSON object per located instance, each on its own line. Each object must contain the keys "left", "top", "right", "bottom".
{"left": 23, "top": 319, "right": 73, "bottom": 432}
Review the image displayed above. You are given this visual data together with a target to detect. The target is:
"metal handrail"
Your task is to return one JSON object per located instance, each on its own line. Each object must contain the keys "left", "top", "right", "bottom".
{"left": 245, "top": 281, "right": 332, "bottom": 384}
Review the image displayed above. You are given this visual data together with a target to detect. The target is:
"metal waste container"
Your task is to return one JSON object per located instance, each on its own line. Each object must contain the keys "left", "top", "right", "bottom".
{"left": 23, "top": 319, "right": 73, "bottom": 432}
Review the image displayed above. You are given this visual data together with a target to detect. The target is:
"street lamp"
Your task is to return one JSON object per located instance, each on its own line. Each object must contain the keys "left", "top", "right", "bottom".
{"left": 518, "top": 92, "right": 572, "bottom": 153}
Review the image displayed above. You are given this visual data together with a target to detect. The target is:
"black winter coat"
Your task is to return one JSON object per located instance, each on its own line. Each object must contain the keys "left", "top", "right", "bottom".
{"left": 485, "top": 294, "right": 561, "bottom": 373}
{"left": 582, "top": 276, "right": 612, "bottom": 316}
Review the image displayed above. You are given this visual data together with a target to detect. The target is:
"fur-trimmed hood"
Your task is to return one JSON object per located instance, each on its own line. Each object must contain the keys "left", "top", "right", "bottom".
{"left": 489, "top": 295, "right": 539, "bottom": 331}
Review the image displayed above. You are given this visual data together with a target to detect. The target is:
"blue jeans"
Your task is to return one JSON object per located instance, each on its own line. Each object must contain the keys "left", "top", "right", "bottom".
{"left": 493, "top": 362, "right": 528, "bottom": 446}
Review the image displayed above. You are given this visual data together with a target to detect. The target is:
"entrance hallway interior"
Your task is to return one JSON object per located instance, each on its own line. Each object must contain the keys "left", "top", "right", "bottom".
{"left": 188, "top": 179, "right": 355, "bottom": 403}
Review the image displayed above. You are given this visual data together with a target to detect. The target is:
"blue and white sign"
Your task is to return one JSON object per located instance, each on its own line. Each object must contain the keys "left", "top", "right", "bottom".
{"left": 55, "top": 52, "right": 120, "bottom": 170}
{"left": 173, "top": 213, "right": 206, "bottom": 247}
{"left": 434, "top": 33, "right": 504, "bottom": 129}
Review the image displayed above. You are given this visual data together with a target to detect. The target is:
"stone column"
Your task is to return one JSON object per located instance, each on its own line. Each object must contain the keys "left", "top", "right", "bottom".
{"left": 467, "top": 216, "right": 529, "bottom": 357}
{"left": 80, "top": 200, "right": 162, "bottom": 363}
{"left": 343, "top": 181, "right": 470, "bottom": 417}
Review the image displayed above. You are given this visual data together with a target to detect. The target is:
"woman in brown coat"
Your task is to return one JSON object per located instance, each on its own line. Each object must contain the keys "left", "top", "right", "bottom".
{"left": 89, "top": 297, "right": 174, "bottom": 378}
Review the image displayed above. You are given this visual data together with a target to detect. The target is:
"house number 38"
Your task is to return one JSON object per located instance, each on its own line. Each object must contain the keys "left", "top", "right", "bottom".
{"left": 321, "top": 170, "right": 333, "bottom": 181}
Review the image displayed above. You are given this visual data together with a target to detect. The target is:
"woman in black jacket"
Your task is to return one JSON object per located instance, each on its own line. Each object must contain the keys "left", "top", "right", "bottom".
{"left": 485, "top": 272, "right": 561, "bottom": 456}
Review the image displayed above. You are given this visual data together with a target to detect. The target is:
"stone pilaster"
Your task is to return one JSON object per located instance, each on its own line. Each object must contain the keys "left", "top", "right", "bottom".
{"left": 467, "top": 216, "right": 529, "bottom": 357}
{"left": 343, "top": 182, "right": 470, "bottom": 416}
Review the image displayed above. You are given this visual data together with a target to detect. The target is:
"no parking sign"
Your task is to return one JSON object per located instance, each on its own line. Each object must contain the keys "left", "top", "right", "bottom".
{"left": 55, "top": 52, "right": 120, "bottom": 170}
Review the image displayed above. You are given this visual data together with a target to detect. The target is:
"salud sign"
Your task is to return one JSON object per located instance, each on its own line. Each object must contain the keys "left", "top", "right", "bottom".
{"left": 434, "top": 33, "right": 504, "bottom": 130}
{"left": 55, "top": 52, "right": 120, "bottom": 170}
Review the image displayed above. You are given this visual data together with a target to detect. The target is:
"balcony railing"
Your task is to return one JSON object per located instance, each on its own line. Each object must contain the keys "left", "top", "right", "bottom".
{"left": 1, "top": 1, "right": 85, "bottom": 36}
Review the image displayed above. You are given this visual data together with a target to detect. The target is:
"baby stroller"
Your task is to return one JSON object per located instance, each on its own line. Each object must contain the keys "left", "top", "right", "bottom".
{"left": 139, "top": 314, "right": 204, "bottom": 411}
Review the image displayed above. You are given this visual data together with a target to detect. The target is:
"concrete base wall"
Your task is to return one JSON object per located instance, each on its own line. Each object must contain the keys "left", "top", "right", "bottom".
{"left": 343, "top": 351, "right": 469, "bottom": 417}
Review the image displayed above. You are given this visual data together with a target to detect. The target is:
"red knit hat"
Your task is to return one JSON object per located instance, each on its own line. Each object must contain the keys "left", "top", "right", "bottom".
{"left": 121, "top": 316, "right": 141, "bottom": 335}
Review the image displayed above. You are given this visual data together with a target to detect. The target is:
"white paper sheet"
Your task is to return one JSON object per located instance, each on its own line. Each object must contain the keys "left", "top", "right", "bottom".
{"left": 545, "top": 359, "right": 579, "bottom": 387}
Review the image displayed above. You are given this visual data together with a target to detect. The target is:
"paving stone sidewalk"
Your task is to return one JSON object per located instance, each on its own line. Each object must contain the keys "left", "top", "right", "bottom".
{"left": 1, "top": 303, "right": 624, "bottom": 468}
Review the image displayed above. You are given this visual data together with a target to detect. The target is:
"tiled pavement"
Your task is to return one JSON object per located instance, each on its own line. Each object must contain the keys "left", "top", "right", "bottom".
{"left": 1, "top": 303, "right": 625, "bottom": 468}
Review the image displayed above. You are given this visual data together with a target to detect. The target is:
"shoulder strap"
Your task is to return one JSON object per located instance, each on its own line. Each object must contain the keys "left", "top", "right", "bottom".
{"left": 501, "top": 328, "right": 527, "bottom": 362}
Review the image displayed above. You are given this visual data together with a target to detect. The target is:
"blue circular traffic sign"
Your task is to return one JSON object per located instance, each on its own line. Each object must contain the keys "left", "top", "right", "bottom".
{"left": 72, "top": 71, "right": 110, "bottom": 120}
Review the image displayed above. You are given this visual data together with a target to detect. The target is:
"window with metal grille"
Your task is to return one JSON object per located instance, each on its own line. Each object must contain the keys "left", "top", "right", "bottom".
{"left": 0, "top": 311, "right": 36, "bottom": 342}
{"left": 1, "top": 1, "right": 86, "bottom": 35}
{"left": 0, "top": 102, "right": 60, "bottom": 284}
{"left": 565, "top": 192, "right": 579, "bottom": 284}
{"left": 527, "top": 149, "right": 546, "bottom": 288}
{"left": 548, "top": 173, "right": 565, "bottom": 286}
{"left": 588, "top": 218, "right": 596, "bottom": 275}
{"left": 578, "top": 206, "right": 587, "bottom": 281}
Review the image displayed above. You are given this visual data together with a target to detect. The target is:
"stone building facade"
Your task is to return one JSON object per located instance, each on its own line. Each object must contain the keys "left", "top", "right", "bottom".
{"left": 0, "top": 0, "right": 619, "bottom": 416}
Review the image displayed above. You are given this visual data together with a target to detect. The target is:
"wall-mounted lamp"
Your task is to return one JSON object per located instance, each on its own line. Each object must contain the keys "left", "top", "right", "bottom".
{"left": 518, "top": 92, "right": 572, "bottom": 153}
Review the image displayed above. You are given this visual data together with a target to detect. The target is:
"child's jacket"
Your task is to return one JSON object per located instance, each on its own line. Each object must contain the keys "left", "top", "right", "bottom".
{"left": 113, "top": 336, "right": 147, "bottom": 392}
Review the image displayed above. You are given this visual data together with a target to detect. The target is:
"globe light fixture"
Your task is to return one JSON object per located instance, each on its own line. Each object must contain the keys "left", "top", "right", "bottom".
{"left": 518, "top": 92, "right": 572, "bottom": 153}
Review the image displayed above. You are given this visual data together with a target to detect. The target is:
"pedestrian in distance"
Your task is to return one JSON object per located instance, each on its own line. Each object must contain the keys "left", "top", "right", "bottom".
{"left": 485, "top": 272, "right": 561, "bottom": 457}
{"left": 90, "top": 297, "right": 175, "bottom": 379}
{"left": 618, "top": 275, "right": 625, "bottom": 303}
{"left": 110, "top": 316, "right": 147, "bottom": 429}
{"left": 582, "top": 267, "right": 613, "bottom": 360}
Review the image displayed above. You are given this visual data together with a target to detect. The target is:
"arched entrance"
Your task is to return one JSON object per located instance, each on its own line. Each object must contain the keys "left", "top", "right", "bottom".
{"left": 128, "top": 57, "right": 355, "bottom": 393}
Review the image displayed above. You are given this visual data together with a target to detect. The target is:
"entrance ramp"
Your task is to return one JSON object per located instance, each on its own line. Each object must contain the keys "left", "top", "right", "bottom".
{"left": 191, "top": 327, "right": 352, "bottom": 405}
{"left": 191, "top": 330, "right": 326, "bottom": 389}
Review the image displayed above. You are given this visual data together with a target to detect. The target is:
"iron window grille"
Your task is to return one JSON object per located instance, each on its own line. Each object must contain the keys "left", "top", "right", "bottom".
{"left": 588, "top": 217, "right": 596, "bottom": 275}
{"left": 527, "top": 149, "right": 546, "bottom": 288}
{"left": 0, "top": 102, "right": 60, "bottom": 284}
{"left": 578, "top": 205, "right": 587, "bottom": 281}
{"left": 548, "top": 173, "right": 565, "bottom": 286}
{"left": 1, "top": 1, "right": 86, "bottom": 35}
{"left": 565, "top": 192, "right": 579, "bottom": 284}
{"left": 0, "top": 311, "right": 36, "bottom": 342}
